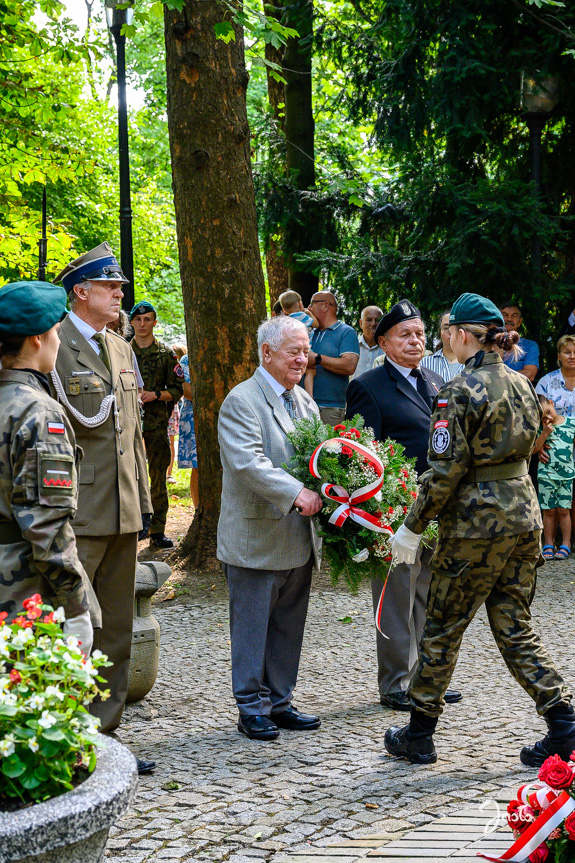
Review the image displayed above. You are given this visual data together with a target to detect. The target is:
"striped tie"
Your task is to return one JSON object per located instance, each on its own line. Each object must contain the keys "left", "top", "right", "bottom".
{"left": 283, "top": 389, "right": 298, "bottom": 420}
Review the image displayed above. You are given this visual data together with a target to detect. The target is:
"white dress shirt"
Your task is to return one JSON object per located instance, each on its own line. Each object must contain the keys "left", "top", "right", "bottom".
{"left": 68, "top": 310, "right": 107, "bottom": 356}
{"left": 258, "top": 365, "right": 289, "bottom": 398}
{"left": 386, "top": 357, "right": 419, "bottom": 390}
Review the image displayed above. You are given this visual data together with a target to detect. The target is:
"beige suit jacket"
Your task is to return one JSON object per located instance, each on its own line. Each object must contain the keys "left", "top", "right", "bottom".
{"left": 217, "top": 369, "right": 321, "bottom": 571}
{"left": 53, "top": 315, "right": 151, "bottom": 536}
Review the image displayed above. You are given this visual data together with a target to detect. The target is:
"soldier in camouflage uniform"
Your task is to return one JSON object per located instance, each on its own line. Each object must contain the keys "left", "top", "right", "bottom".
{"left": 129, "top": 301, "right": 183, "bottom": 548}
{"left": 0, "top": 280, "right": 100, "bottom": 647}
{"left": 385, "top": 292, "right": 575, "bottom": 767}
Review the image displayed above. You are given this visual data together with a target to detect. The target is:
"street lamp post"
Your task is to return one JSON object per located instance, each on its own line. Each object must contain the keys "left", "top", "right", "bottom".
{"left": 105, "top": 0, "right": 135, "bottom": 310}
{"left": 521, "top": 73, "right": 559, "bottom": 284}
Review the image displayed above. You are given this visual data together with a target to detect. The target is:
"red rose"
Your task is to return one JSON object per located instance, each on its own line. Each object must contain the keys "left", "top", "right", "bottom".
{"left": 538, "top": 754, "right": 575, "bottom": 789}
{"left": 564, "top": 811, "right": 575, "bottom": 840}
{"left": 342, "top": 445, "right": 353, "bottom": 457}
{"left": 528, "top": 844, "right": 549, "bottom": 863}
{"left": 9, "top": 669, "right": 21, "bottom": 684}
{"left": 333, "top": 424, "right": 346, "bottom": 433}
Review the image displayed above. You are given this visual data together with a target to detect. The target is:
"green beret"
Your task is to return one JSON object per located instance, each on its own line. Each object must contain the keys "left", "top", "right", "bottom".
{"left": 129, "top": 300, "right": 156, "bottom": 320}
{"left": 0, "top": 281, "right": 68, "bottom": 336}
{"left": 449, "top": 293, "right": 505, "bottom": 327}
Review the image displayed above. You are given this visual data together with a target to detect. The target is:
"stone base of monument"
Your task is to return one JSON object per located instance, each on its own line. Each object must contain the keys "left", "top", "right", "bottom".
{"left": 127, "top": 560, "right": 171, "bottom": 703}
{"left": 0, "top": 735, "right": 137, "bottom": 863}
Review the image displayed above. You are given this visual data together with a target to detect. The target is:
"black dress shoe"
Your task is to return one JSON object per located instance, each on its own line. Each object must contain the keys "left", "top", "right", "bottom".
{"left": 384, "top": 724, "right": 437, "bottom": 765}
{"left": 272, "top": 706, "right": 321, "bottom": 731}
{"left": 444, "top": 689, "right": 462, "bottom": 704}
{"left": 150, "top": 533, "right": 174, "bottom": 549}
{"left": 238, "top": 714, "right": 279, "bottom": 741}
{"left": 137, "top": 758, "right": 156, "bottom": 775}
{"left": 380, "top": 691, "right": 410, "bottom": 711}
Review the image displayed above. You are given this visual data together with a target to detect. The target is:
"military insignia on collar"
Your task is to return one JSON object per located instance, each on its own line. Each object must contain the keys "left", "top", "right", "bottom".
{"left": 432, "top": 422, "right": 450, "bottom": 454}
{"left": 401, "top": 302, "right": 411, "bottom": 316}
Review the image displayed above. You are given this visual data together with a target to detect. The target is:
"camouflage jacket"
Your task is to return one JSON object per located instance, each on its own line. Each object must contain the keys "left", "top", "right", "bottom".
{"left": 130, "top": 338, "right": 183, "bottom": 432}
{"left": 0, "top": 369, "right": 101, "bottom": 624}
{"left": 405, "top": 352, "right": 543, "bottom": 539}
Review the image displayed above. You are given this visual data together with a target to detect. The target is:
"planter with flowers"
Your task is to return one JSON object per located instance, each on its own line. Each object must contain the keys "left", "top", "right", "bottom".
{"left": 0, "top": 596, "right": 138, "bottom": 863}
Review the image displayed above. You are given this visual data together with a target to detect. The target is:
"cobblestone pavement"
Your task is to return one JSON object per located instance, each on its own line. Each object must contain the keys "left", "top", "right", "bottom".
{"left": 107, "top": 559, "right": 575, "bottom": 863}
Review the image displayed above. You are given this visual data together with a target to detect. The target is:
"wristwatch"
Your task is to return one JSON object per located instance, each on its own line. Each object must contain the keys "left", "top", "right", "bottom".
{"left": 155, "top": 390, "right": 162, "bottom": 400}
{"left": 315, "top": 354, "right": 322, "bottom": 365}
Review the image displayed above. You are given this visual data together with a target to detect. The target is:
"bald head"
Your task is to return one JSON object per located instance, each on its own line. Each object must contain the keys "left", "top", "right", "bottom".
{"left": 309, "top": 291, "right": 338, "bottom": 329}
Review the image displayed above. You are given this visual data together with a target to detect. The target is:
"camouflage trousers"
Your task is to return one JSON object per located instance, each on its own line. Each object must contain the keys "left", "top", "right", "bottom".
{"left": 143, "top": 426, "right": 171, "bottom": 534}
{"left": 409, "top": 530, "right": 571, "bottom": 719}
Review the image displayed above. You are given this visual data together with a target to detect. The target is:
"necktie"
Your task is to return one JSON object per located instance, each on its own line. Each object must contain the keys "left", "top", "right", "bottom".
{"left": 410, "top": 368, "right": 433, "bottom": 409}
{"left": 93, "top": 333, "right": 111, "bottom": 374}
{"left": 282, "top": 389, "right": 298, "bottom": 420}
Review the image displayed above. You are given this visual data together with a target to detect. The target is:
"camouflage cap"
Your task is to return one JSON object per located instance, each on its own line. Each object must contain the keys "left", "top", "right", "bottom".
{"left": 129, "top": 300, "right": 156, "bottom": 320}
{"left": 0, "top": 281, "right": 68, "bottom": 335}
{"left": 56, "top": 242, "right": 128, "bottom": 293}
{"left": 449, "top": 293, "right": 505, "bottom": 327}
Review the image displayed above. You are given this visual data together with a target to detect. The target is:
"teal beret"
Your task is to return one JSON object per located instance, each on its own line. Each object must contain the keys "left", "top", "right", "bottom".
{"left": 129, "top": 300, "right": 156, "bottom": 320}
{"left": 0, "top": 281, "right": 68, "bottom": 336}
{"left": 449, "top": 293, "right": 505, "bottom": 327}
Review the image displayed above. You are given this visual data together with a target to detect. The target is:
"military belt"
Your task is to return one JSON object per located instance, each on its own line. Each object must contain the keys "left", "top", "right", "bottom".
{"left": 467, "top": 461, "right": 528, "bottom": 483}
{"left": 0, "top": 521, "right": 23, "bottom": 544}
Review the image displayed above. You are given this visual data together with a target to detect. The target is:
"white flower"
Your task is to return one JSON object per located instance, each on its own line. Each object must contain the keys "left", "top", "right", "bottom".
{"left": 65, "top": 635, "right": 79, "bottom": 649}
{"left": 44, "top": 686, "right": 65, "bottom": 702}
{"left": 0, "top": 736, "right": 15, "bottom": 757}
{"left": 85, "top": 719, "right": 99, "bottom": 735}
{"left": 27, "top": 694, "right": 45, "bottom": 710}
{"left": 38, "top": 710, "right": 57, "bottom": 729}
{"left": 352, "top": 548, "right": 370, "bottom": 563}
{"left": 0, "top": 663, "right": 5, "bottom": 675}
{"left": 10, "top": 628, "right": 33, "bottom": 648}
{"left": 62, "top": 651, "right": 82, "bottom": 666}
{"left": 0, "top": 691, "right": 17, "bottom": 705}
{"left": 28, "top": 738, "right": 39, "bottom": 753}
{"left": 323, "top": 440, "right": 341, "bottom": 453}
{"left": 53, "top": 607, "right": 66, "bottom": 623}
{"left": 91, "top": 649, "right": 103, "bottom": 660}
{"left": 0, "top": 676, "right": 9, "bottom": 693}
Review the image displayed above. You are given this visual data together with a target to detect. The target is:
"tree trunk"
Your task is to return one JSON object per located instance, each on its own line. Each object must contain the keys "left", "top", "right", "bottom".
{"left": 283, "top": 0, "right": 318, "bottom": 305}
{"left": 164, "top": 1, "right": 266, "bottom": 568}
{"left": 264, "top": 0, "right": 289, "bottom": 305}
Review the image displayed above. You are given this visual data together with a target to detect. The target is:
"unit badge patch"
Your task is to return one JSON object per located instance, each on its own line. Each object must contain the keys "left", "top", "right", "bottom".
{"left": 432, "top": 424, "right": 450, "bottom": 454}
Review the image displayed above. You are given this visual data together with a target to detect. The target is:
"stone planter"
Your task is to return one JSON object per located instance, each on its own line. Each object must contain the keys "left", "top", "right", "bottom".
{"left": 127, "top": 560, "right": 171, "bottom": 703}
{"left": 0, "top": 735, "right": 138, "bottom": 863}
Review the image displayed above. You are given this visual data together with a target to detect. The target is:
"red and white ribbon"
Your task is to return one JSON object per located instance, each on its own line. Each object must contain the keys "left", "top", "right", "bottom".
{"left": 477, "top": 790, "right": 575, "bottom": 862}
{"left": 517, "top": 781, "right": 558, "bottom": 811}
{"left": 309, "top": 438, "right": 391, "bottom": 536}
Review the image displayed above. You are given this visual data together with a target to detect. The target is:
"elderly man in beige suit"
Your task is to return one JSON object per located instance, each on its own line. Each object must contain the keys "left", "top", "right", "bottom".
{"left": 218, "top": 316, "right": 323, "bottom": 741}
{"left": 54, "top": 243, "right": 154, "bottom": 774}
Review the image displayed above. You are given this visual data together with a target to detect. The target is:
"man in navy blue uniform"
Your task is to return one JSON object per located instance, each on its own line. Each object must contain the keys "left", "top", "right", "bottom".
{"left": 346, "top": 300, "right": 462, "bottom": 711}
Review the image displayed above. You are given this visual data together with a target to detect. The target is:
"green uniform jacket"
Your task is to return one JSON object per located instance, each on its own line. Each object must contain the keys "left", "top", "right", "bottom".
{"left": 405, "top": 352, "right": 543, "bottom": 539}
{"left": 53, "top": 316, "right": 152, "bottom": 535}
{"left": 130, "top": 338, "right": 183, "bottom": 433}
{"left": 0, "top": 369, "right": 100, "bottom": 624}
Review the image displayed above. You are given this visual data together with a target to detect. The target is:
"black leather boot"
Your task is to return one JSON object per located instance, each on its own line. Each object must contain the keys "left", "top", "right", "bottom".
{"left": 384, "top": 710, "right": 438, "bottom": 765}
{"left": 520, "top": 703, "right": 575, "bottom": 767}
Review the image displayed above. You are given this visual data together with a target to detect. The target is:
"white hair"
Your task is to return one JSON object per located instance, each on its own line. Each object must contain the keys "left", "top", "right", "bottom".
{"left": 257, "top": 316, "right": 308, "bottom": 364}
{"left": 68, "top": 280, "right": 94, "bottom": 309}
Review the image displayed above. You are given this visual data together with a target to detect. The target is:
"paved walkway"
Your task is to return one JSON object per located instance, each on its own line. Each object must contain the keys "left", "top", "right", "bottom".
{"left": 106, "top": 559, "right": 574, "bottom": 862}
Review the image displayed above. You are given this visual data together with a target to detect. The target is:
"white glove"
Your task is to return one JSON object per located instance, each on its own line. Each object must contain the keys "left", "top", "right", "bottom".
{"left": 63, "top": 611, "right": 94, "bottom": 656}
{"left": 391, "top": 523, "right": 422, "bottom": 566}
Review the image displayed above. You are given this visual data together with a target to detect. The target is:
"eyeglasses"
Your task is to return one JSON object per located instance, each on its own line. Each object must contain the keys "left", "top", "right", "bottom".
{"left": 440, "top": 325, "right": 451, "bottom": 332}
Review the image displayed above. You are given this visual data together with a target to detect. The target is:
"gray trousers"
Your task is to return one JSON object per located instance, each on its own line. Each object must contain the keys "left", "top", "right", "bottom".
{"left": 223, "top": 555, "right": 313, "bottom": 716}
{"left": 371, "top": 543, "right": 433, "bottom": 697}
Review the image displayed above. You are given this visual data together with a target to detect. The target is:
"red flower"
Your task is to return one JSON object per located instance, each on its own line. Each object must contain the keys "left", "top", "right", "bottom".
{"left": 388, "top": 445, "right": 395, "bottom": 455}
{"left": 26, "top": 607, "right": 42, "bottom": 620}
{"left": 401, "top": 468, "right": 409, "bottom": 477}
{"left": 387, "top": 507, "right": 394, "bottom": 514}
{"left": 564, "top": 811, "right": 575, "bottom": 841}
{"left": 528, "top": 844, "right": 549, "bottom": 863}
{"left": 410, "top": 491, "right": 417, "bottom": 498}
{"left": 342, "top": 445, "right": 353, "bottom": 457}
{"left": 403, "top": 506, "right": 408, "bottom": 514}
{"left": 383, "top": 555, "right": 392, "bottom": 562}
{"left": 42, "top": 613, "right": 54, "bottom": 624}
{"left": 538, "top": 754, "right": 575, "bottom": 789}
{"left": 400, "top": 481, "right": 407, "bottom": 490}
{"left": 9, "top": 669, "right": 21, "bottom": 684}
{"left": 22, "top": 594, "right": 42, "bottom": 610}
{"left": 0, "top": 611, "right": 7, "bottom": 626}
{"left": 506, "top": 800, "right": 526, "bottom": 831}
{"left": 347, "top": 428, "right": 361, "bottom": 439}
{"left": 333, "top": 424, "right": 346, "bottom": 433}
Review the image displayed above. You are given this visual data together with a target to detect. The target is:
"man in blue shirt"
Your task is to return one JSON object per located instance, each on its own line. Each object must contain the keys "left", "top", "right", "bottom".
{"left": 305, "top": 292, "right": 360, "bottom": 425}
{"left": 500, "top": 302, "right": 539, "bottom": 382}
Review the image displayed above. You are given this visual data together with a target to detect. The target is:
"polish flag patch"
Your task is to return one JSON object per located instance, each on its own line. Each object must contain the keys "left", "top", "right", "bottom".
{"left": 47, "top": 422, "right": 66, "bottom": 435}
{"left": 437, "top": 398, "right": 448, "bottom": 408}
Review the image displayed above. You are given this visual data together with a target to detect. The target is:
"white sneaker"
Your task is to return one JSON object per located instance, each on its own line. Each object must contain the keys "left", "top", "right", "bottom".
{"left": 167, "top": 476, "right": 177, "bottom": 484}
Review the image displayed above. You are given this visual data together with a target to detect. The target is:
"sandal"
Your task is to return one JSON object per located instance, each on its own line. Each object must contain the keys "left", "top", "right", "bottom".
{"left": 555, "top": 545, "right": 570, "bottom": 560}
{"left": 542, "top": 545, "right": 555, "bottom": 560}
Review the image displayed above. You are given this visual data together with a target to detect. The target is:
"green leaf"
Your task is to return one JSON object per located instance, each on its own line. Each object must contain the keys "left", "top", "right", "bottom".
{"left": 1, "top": 756, "right": 26, "bottom": 778}
{"left": 40, "top": 727, "right": 65, "bottom": 741}
{"left": 348, "top": 194, "right": 364, "bottom": 208}
{"left": 214, "top": 21, "right": 235, "bottom": 42}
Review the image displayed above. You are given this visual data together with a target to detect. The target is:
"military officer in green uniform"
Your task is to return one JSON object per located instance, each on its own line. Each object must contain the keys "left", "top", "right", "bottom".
{"left": 385, "top": 293, "right": 575, "bottom": 767}
{"left": 54, "top": 244, "right": 155, "bottom": 775}
{"left": 0, "top": 280, "right": 100, "bottom": 649}
{"left": 129, "top": 301, "right": 183, "bottom": 549}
